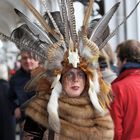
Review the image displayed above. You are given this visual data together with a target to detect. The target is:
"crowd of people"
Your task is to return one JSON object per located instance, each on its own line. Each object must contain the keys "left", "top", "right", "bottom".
{"left": 0, "top": 1, "right": 140, "bottom": 140}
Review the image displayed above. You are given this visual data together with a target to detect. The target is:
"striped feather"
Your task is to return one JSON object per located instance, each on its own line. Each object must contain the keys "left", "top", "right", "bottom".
{"left": 22, "top": 0, "right": 58, "bottom": 40}
{"left": 14, "top": 9, "right": 53, "bottom": 44}
{"left": 66, "top": 0, "right": 78, "bottom": 43}
{"left": 61, "top": 0, "right": 70, "bottom": 48}
{"left": 40, "top": 0, "right": 61, "bottom": 34}
{"left": 83, "top": 0, "right": 94, "bottom": 28}
{"left": 99, "top": 1, "right": 140, "bottom": 49}
{"left": 90, "top": 1, "right": 120, "bottom": 46}
{"left": 0, "top": 32, "right": 47, "bottom": 62}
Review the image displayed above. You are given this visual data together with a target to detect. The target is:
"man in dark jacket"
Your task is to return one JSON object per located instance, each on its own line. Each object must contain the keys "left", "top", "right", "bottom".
{"left": 9, "top": 50, "right": 39, "bottom": 139}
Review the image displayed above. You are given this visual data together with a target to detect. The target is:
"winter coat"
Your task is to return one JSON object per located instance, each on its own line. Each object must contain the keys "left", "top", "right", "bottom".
{"left": 9, "top": 67, "right": 35, "bottom": 118}
{"left": 0, "top": 79, "right": 15, "bottom": 140}
{"left": 110, "top": 69, "right": 140, "bottom": 140}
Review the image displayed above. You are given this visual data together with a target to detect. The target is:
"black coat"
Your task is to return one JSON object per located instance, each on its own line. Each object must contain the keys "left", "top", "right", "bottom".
{"left": 9, "top": 67, "right": 35, "bottom": 121}
{"left": 0, "top": 79, "right": 15, "bottom": 140}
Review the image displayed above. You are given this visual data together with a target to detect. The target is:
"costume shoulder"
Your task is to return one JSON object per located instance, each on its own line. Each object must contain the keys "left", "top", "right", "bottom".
{"left": 25, "top": 66, "right": 51, "bottom": 93}
{"left": 23, "top": 66, "right": 51, "bottom": 128}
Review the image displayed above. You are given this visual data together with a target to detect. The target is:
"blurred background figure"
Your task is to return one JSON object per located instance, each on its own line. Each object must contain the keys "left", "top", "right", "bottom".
{"left": 98, "top": 46, "right": 117, "bottom": 84}
{"left": 9, "top": 50, "right": 39, "bottom": 140}
{"left": 110, "top": 39, "right": 140, "bottom": 140}
{"left": 104, "top": 43, "right": 118, "bottom": 74}
{"left": 0, "top": 63, "right": 16, "bottom": 140}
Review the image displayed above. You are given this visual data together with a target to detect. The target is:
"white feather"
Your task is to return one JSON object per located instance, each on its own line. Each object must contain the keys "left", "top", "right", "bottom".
{"left": 82, "top": 47, "right": 98, "bottom": 67}
{"left": 51, "top": 74, "right": 61, "bottom": 88}
{"left": 47, "top": 74, "right": 62, "bottom": 133}
{"left": 82, "top": 46, "right": 93, "bottom": 59}
{"left": 46, "top": 0, "right": 60, "bottom": 12}
{"left": 88, "top": 79, "right": 104, "bottom": 113}
{"left": 92, "top": 70, "right": 100, "bottom": 93}
{"left": 73, "top": 1, "right": 84, "bottom": 33}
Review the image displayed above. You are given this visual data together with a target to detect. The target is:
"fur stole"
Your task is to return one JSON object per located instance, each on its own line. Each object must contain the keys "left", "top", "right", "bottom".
{"left": 24, "top": 67, "right": 114, "bottom": 139}
{"left": 25, "top": 91, "right": 114, "bottom": 140}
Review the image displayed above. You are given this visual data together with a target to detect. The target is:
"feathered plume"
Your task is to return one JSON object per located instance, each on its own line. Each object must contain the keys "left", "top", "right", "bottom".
{"left": 22, "top": 0, "right": 60, "bottom": 41}
{"left": 99, "top": 1, "right": 140, "bottom": 49}
{"left": 66, "top": 0, "right": 78, "bottom": 44}
{"left": 60, "top": 0, "right": 70, "bottom": 47}
{"left": 83, "top": 0, "right": 94, "bottom": 28}
{"left": 47, "top": 74, "right": 62, "bottom": 133}
{"left": 14, "top": 9, "right": 53, "bottom": 44}
{"left": 40, "top": 0, "right": 61, "bottom": 34}
{"left": 90, "top": 1, "right": 120, "bottom": 47}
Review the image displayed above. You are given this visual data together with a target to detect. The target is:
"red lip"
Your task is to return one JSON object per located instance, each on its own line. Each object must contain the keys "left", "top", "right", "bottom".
{"left": 71, "top": 86, "right": 79, "bottom": 90}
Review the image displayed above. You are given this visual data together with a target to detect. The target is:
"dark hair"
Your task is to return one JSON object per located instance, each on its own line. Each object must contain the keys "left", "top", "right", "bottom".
{"left": 98, "top": 55, "right": 108, "bottom": 69}
{"left": 117, "top": 40, "right": 140, "bottom": 63}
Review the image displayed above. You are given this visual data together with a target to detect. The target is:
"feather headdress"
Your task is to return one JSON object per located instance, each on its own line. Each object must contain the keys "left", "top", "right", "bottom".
{"left": 0, "top": 0, "right": 139, "bottom": 132}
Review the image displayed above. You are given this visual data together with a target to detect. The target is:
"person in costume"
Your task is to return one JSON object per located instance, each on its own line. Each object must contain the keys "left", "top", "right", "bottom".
{"left": 0, "top": 0, "right": 139, "bottom": 140}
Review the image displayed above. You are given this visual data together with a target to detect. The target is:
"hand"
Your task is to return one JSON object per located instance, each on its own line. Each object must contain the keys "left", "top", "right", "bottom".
{"left": 14, "top": 107, "right": 21, "bottom": 120}
{"left": 23, "top": 132, "right": 34, "bottom": 140}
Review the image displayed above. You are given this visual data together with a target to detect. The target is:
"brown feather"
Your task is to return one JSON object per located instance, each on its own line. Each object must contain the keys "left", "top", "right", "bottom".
{"left": 83, "top": 0, "right": 94, "bottom": 28}
{"left": 22, "top": 0, "right": 56, "bottom": 37}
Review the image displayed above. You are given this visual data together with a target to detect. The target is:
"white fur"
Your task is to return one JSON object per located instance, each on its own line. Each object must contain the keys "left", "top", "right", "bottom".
{"left": 93, "top": 70, "right": 100, "bottom": 93}
{"left": 82, "top": 46, "right": 92, "bottom": 60}
{"left": 88, "top": 70, "right": 104, "bottom": 113}
{"left": 51, "top": 74, "right": 61, "bottom": 88}
{"left": 82, "top": 47, "right": 99, "bottom": 68}
{"left": 47, "top": 74, "right": 62, "bottom": 133}
{"left": 88, "top": 79, "right": 104, "bottom": 113}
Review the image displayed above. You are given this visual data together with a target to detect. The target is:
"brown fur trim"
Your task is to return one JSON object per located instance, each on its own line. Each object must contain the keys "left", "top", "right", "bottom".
{"left": 60, "top": 119, "right": 102, "bottom": 140}
{"left": 36, "top": 77, "right": 51, "bottom": 92}
{"left": 25, "top": 95, "right": 49, "bottom": 128}
{"left": 25, "top": 91, "right": 114, "bottom": 140}
{"left": 59, "top": 100, "right": 95, "bottom": 119}
{"left": 31, "top": 66, "right": 46, "bottom": 78}
{"left": 59, "top": 96, "right": 90, "bottom": 105}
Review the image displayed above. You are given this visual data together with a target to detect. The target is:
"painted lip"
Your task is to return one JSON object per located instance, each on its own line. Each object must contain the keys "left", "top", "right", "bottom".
{"left": 71, "top": 86, "right": 79, "bottom": 90}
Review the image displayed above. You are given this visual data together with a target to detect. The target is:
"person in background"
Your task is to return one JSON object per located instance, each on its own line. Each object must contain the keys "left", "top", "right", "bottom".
{"left": 0, "top": 63, "right": 15, "bottom": 140}
{"left": 98, "top": 48, "right": 117, "bottom": 84}
{"left": 110, "top": 39, "right": 140, "bottom": 140}
{"left": 104, "top": 43, "right": 118, "bottom": 75}
{"left": 9, "top": 50, "right": 39, "bottom": 140}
